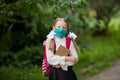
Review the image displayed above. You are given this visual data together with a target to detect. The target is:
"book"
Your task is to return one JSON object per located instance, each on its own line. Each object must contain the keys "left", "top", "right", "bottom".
{"left": 55, "top": 45, "right": 70, "bottom": 56}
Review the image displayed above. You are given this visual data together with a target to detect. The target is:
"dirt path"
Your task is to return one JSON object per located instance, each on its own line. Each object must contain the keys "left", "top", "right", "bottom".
{"left": 86, "top": 60, "right": 120, "bottom": 80}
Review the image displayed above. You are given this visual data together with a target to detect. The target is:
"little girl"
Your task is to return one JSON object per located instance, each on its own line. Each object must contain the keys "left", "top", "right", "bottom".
{"left": 46, "top": 18, "right": 79, "bottom": 80}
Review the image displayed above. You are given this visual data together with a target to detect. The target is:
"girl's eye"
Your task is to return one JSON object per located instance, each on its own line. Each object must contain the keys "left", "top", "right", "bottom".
{"left": 56, "top": 26, "right": 67, "bottom": 30}
{"left": 63, "top": 27, "right": 67, "bottom": 29}
{"left": 62, "top": 27, "right": 67, "bottom": 30}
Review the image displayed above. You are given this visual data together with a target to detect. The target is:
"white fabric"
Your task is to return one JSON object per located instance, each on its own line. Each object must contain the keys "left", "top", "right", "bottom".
{"left": 47, "top": 31, "right": 55, "bottom": 39}
{"left": 46, "top": 36, "right": 78, "bottom": 71}
{"left": 68, "top": 32, "right": 77, "bottom": 40}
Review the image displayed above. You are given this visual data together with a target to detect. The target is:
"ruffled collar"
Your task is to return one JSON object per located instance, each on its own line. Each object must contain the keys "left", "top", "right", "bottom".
{"left": 47, "top": 30, "right": 77, "bottom": 40}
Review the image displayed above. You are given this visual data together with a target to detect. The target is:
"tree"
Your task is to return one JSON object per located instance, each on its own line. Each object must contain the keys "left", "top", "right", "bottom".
{"left": 88, "top": 0, "right": 120, "bottom": 36}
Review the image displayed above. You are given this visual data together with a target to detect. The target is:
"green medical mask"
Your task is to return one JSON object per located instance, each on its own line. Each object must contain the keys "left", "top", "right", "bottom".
{"left": 54, "top": 28, "right": 67, "bottom": 38}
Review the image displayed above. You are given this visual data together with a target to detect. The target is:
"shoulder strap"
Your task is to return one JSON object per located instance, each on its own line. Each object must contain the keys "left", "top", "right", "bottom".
{"left": 43, "top": 41, "right": 47, "bottom": 59}
{"left": 66, "top": 37, "right": 71, "bottom": 49}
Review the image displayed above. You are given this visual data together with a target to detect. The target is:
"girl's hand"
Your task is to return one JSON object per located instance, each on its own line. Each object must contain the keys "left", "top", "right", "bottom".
{"left": 53, "top": 64, "right": 61, "bottom": 68}
{"left": 65, "top": 56, "right": 78, "bottom": 63}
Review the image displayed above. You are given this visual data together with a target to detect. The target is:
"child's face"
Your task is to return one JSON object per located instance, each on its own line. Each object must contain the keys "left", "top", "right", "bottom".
{"left": 54, "top": 21, "right": 67, "bottom": 30}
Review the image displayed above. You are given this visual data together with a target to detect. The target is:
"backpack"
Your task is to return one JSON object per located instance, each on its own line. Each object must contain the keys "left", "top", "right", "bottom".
{"left": 42, "top": 38, "right": 71, "bottom": 77}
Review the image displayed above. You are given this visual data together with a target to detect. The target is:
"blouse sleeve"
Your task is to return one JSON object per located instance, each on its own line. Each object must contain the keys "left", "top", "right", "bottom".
{"left": 46, "top": 39, "right": 66, "bottom": 66}
{"left": 65, "top": 40, "right": 79, "bottom": 66}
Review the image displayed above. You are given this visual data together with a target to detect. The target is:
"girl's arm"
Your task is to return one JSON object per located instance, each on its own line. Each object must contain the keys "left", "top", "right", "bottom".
{"left": 65, "top": 56, "right": 78, "bottom": 63}
{"left": 65, "top": 41, "right": 79, "bottom": 66}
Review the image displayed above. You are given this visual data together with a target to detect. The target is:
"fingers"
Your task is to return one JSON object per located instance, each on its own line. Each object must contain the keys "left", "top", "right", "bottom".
{"left": 65, "top": 56, "right": 77, "bottom": 63}
{"left": 53, "top": 64, "right": 61, "bottom": 68}
{"left": 71, "top": 56, "right": 78, "bottom": 63}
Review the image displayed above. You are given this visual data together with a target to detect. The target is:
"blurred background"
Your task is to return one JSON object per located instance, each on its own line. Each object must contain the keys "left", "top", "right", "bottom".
{"left": 0, "top": 0, "right": 120, "bottom": 80}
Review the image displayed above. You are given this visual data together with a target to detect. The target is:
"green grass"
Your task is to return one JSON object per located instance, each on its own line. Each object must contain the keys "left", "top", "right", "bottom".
{"left": 0, "top": 33, "right": 120, "bottom": 80}
{"left": 0, "top": 66, "right": 48, "bottom": 80}
{"left": 75, "top": 34, "right": 120, "bottom": 80}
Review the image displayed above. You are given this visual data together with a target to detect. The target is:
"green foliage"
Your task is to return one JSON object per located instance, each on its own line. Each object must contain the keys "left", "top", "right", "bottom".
{"left": 0, "top": 44, "right": 43, "bottom": 67}
{"left": 74, "top": 32, "right": 120, "bottom": 80}
{"left": 0, "top": 0, "right": 50, "bottom": 51}
{"left": 0, "top": 32, "right": 120, "bottom": 80}
{"left": 88, "top": 0, "right": 120, "bottom": 20}
{"left": 108, "top": 11, "right": 120, "bottom": 32}
{"left": 0, "top": 0, "right": 87, "bottom": 50}
{"left": 0, "top": 0, "right": 120, "bottom": 71}
{"left": 0, "top": 0, "right": 88, "bottom": 67}
{"left": 0, "top": 66, "right": 46, "bottom": 80}
{"left": 78, "top": 36, "right": 120, "bottom": 68}
{"left": 0, "top": 1, "right": 120, "bottom": 80}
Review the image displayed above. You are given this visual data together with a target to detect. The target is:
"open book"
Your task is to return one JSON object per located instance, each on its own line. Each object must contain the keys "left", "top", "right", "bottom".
{"left": 55, "top": 45, "right": 70, "bottom": 56}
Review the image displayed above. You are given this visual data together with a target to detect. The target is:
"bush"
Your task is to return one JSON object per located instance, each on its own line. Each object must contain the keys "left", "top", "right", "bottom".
{"left": 0, "top": 66, "right": 47, "bottom": 80}
{"left": 0, "top": 44, "right": 44, "bottom": 68}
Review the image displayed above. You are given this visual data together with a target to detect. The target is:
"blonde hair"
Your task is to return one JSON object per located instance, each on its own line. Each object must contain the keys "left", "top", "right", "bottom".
{"left": 49, "top": 18, "right": 79, "bottom": 53}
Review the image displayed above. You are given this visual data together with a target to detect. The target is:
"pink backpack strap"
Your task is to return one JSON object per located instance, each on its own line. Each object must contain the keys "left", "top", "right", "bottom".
{"left": 43, "top": 41, "right": 47, "bottom": 59}
{"left": 66, "top": 37, "right": 71, "bottom": 49}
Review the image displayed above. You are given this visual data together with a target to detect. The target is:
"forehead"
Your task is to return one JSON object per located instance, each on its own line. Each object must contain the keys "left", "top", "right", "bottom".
{"left": 55, "top": 21, "right": 67, "bottom": 26}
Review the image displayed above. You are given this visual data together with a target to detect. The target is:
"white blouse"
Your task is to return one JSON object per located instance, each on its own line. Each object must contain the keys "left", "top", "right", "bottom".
{"left": 46, "top": 36, "right": 78, "bottom": 71}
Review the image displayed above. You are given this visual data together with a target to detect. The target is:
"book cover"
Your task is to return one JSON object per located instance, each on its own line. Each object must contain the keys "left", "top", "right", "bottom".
{"left": 55, "top": 45, "right": 70, "bottom": 56}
